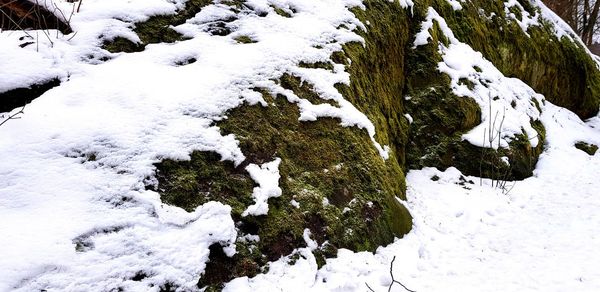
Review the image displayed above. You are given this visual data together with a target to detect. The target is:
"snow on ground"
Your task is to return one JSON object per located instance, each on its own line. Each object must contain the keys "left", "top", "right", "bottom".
{"left": 226, "top": 103, "right": 600, "bottom": 292}
{"left": 0, "top": 0, "right": 387, "bottom": 290}
{"left": 1, "top": 0, "right": 600, "bottom": 291}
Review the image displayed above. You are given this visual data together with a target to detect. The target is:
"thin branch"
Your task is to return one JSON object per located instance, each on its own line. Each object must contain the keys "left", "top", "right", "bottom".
{"left": 0, "top": 105, "right": 26, "bottom": 127}
{"left": 366, "top": 282, "right": 376, "bottom": 292}
{"left": 365, "top": 256, "right": 416, "bottom": 292}
{"left": 0, "top": 8, "right": 33, "bottom": 38}
{"left": 388, "top": 256, "right": 416, "bottom": 292}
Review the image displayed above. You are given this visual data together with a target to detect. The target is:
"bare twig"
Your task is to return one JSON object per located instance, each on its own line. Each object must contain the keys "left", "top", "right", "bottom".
{"left": 479, "top": 97, "right": 516, "bottom": 193}
{"left": 0, "top": 105, "right": 26, "bottom": 127}
{"left": 388, "top": 257, "right": 416, "bottom": 292}
{"left": 480, "top": 129, "right": 486, "bottom": 186}
{"left": 365, "top": 256, "right": 416, "bottom": 292}
{"left": 0, "top": 8, "right": 33, "bottom": 38}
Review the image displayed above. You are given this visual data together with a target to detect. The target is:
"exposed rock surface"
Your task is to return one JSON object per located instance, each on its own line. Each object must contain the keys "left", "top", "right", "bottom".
{"left": 1, "top": 0, "right": 599, "bottom": 290}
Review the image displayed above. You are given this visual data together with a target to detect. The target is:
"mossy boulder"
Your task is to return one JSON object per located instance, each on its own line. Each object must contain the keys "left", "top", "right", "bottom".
{"left": 145, "top": 0, "right": 600, "bottom": 289}
{"left": 403, "top": 0, "right": 548, "bottom": 180}
{"left": 153, "top": 92, "right": 412, "bottom": 288}
{"left": 418, "top": 0, "right": 600, "bottom": 119}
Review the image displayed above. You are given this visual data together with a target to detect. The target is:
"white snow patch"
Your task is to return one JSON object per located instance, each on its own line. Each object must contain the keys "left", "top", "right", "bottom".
{"left": 414, "top": 7, "right": 543, "bottom": 149}
{"left": 290, "top": 199, "right": 300, "bottom": 208}
{"left": 446, "top": 0, "right": 463, "bottom": 11}
{"left": 242, "top": 158, "right": 283, "bottom": 217}
{"left": 223, "top": 101, "right": 600, "bottom": 291}
{"left": 504, "top": 0, "right": 540, "bottom": 36}
{"left": 404, "top": 113, "right": 413, "bottom": 124}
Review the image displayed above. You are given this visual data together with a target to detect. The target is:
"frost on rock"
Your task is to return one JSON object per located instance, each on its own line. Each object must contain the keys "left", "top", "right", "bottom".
{"left": 414, "top": 7, "right": 544, "bottom": 149}
{"left": 242, "top": 158, "right": 283, "bottom": 216}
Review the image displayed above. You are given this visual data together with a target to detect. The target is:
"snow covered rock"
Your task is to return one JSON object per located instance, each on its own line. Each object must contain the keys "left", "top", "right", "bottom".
{"left": 1, "top": 0, "right": 600, "bottom": 290}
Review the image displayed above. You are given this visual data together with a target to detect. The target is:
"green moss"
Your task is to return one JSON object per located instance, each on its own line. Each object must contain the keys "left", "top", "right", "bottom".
{"left": 279, "top": 74, "right": 338, "bottom": 106}
{"left": 507, "top": 6, "right": 523, "bottom": 21}
{"left": 335, "top": 0, "right": 413, "bottom": 170}
{"left": 198, "top": 241, "right": 265, "bottom": 290}
{"left": 103, "top": 0, "right": 213, "bottom": 53}
{"left": 403, "top": 2, "right": 546, "bottom": 180}
{"left": 234, "top": 35, "right": 257, "bottom": 44}
{"left": 416, "top": 0, "right": 600, "bottom": 118}
{"left": 298, "top": 61, "right": 334, "bottom": 71}
{"left": 103, "top": 37, "right": 144, "bottom": 53}
{"left": 459, "top": 77, "right": 476, "bottom": 90}
{"left": 505, "top": 120, "right": 546, "bottom": 178}
{"left": 134, "top": 15, "right": 185, "bottom": 45}
{"left": 153, "top": 78, "right": 412, "bottom": 288}
{"left": 575, "top": 141, "right": 599, "bottom": 155}
{"left": 217, "top": 94, "right": 412, "bottom": 253}
{"left": 152, "top": 151, "right": 254, "bottom": 216}
{"left": 272, "top": 6, "right": 292, "bottom": 18}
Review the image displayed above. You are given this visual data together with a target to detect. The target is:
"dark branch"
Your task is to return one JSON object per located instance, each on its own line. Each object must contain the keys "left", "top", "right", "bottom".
{"left": 365, "top": 256, "right": 416, "bottom": 292}
{"left": 0, "top": 105, "right": 25, "bottom": 127}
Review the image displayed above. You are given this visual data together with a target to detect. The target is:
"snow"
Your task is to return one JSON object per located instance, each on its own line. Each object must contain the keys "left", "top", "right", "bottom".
{"left": 504, "top": 0, "right": 540, "bottom": 36}
{"left": 446, "top": 0, "right": 463, "bottom": 11}
{"left": 415, "top": 8, "right": 543, "bottom": 149}
{"left": 223, "top": 101, "right": 600, "bottom": 291}
{"left": 1, "top": 0, "right": 600, "bottom": 291}
{"left": 0, "top": 35, "right": 63, "bottom": 93}
{"left": 242, "top": 158, "right": 282, "bottom": 216}
{"left": 412, "top": 8, "right": 456, "bottom": 48}
{"left": 0, "top": 0, "right": 393, "bottom": 290}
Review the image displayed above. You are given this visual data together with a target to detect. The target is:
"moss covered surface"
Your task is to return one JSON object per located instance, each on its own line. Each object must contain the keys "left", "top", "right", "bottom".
{"left": 335, "top": 0, "right": 412, "bottom": 169}
{"left": 575, "top": 141, "right": 599, "bottom": 155}
{"left": 403, "top": 0, "right": 548, "bottom": 180}
{"left": 146, "top": 0, "right": 600, "bottom": 289}
{"left": 153, "top": 89, "right": 412, "bottom": 289}
{"left": 419, "top": 0, "right": 600, "bottom": 119}
{"left": 148, "top": 1, "right": 415, "bottom": 289}
{"left": 153, "top": 151, "right": 255, "bottom": 214}
{"left": 103, "top": 0, "right": 213, "bottom": 53}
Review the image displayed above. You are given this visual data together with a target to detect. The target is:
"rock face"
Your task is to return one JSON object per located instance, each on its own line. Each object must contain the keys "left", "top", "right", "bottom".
{"left": 141, "top": 0, "right": 600, "bottom": 289}
{"left": 4, "top": 0, "right": 594, "bottom": 290}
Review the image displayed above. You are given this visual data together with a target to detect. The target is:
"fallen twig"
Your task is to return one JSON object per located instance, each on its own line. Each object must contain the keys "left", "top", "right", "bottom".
{"left": 365, "top": 256, "right": 416, "bottom": 292}
{"left": 0, "top": 105, "right": 26, "bottom": 127}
